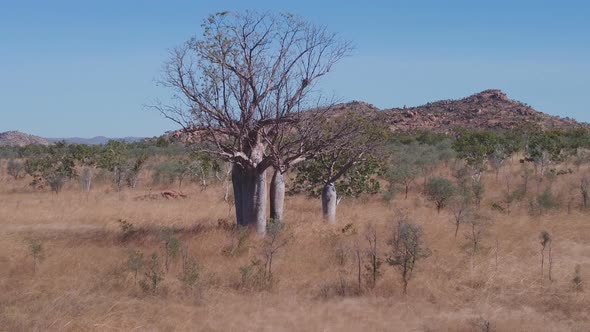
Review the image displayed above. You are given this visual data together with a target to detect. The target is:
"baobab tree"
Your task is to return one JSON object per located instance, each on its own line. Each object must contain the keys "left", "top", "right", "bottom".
{"left": 292, "top": 111, "right": 388, "bottom": 223}
{"left": 158, "top": 11, "right": 352, "bottom": 233}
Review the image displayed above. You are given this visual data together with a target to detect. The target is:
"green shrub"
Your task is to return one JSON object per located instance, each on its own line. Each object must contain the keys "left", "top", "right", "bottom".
{"left": 536, "top": 188, "right": 560, "bottom": 214}
{"left": 140, "top": 253, "right": 164, "bottom": 294}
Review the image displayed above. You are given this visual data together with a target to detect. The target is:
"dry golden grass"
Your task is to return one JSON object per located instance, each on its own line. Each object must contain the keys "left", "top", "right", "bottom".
{"left": 1, "top": 162, "right": 589, "bottom": 331}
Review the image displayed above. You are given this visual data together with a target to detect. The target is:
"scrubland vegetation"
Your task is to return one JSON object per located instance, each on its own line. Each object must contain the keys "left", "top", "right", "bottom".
{"left": 1, "top": 128, "right": 590, "bottom": 331}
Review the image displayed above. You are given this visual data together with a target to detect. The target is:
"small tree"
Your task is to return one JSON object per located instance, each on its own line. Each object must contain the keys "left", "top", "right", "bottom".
{"left": 450, "top": 193, "right": 472, "bottom": 239}
{"left": 29, "top": 241, "right": 44, "bottom": 274}
{"left": 160, "top": 228, "right": 180, "bottom": 273}
{"left": 364, "top": 224, "right": 382, "bottom": 289}
{"left": 572, "top": 265, "right": 583, "bottom": 291}
{"left": 463, "top": 213, "right": 491, "bottom": 274}
{"left": 262, "top": 220, "right": 292, "bottom": 281}
{"left": 140, "top": 253, "right": 164, "bottom": 294}
{"left": 424, "top": 177, "right": 456, "bottom": 213}
{"left": 126, "top": 154, "right": 148, "bottom": 189}
{"left": 126, "top": 249, "right": 145, "bottom": 285}
{"left": 387, "top": 219, "right": 430, "bottom": 294}
{"left": 464, "top": 213, "right": 491, "bottom": 255}
{"left": 540, "top": 231, "right": 552, "bottom": 282}
{"left": 581, "top": 175, "right": 589, "bottom": 209}
{"left": 7, "top": 159, "right": 24, "bottom": 180}
{"left": 488, "top": 148, "right": 508, "bottom": 181}
{"left": 179, "top": 246, "right": 200, "bottom": 290}
{"left": 98, "top": 140, "right": 128, "bottom": 192}
{"left": 471, "top": 179, "right": 485, "bottom": 208}
{"left": 354, "top": 242, "right": 363, "bottom": 292}
{"left": 80, "top": 167, "right": 93, "bottom": 193}
{"left": 384, "top": 163, "right": 418, "bottom": 200}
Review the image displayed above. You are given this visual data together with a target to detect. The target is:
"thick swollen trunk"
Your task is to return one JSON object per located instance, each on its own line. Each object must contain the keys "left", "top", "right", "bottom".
{"left": 322, "top": 182, "right": 337, "bottom": 224}
{"left": 253, "top": 168, "right": 267, "bottom": 234}
{"left": 270, "top": 169, "right": 285, "bottom": 223}
{"left": 232, "top": 164, "right": 267, "bottom": 234}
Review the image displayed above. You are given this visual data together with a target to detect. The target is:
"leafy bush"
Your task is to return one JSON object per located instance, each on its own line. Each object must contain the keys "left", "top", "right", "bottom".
{"left": 160, "top": 227, "right": 180, "bottom": 272}
{"left": 531, "top": 188, "right": 560, "bottom": 215}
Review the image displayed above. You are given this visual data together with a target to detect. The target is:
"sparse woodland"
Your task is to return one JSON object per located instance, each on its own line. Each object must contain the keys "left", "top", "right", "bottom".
{"left": 1, "top": 10, "right": 590, "bottom": 332}
{"left": 1, "top": 125, "right": 590, "bottom": 331}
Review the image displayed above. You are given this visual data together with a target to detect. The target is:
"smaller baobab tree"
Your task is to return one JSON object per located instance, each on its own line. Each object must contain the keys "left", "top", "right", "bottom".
{"left": 387, "top": 216, "right": 430, "bottom": 295}
{"left": 292, "top": 111, "right": 388, "bottom": 223}
{"left": 156, "top": 11, "right": 353, "bottom": 233}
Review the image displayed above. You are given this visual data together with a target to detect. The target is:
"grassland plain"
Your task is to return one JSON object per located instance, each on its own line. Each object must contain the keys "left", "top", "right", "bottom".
{"left": 0, "top": 161, "right": 589, "bottom": 331}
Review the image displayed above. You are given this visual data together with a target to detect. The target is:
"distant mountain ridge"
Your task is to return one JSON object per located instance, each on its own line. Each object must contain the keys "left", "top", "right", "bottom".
{"left": 0, "top": 131, "right": 146, "bottom": 147}
{"left": 46, "top": 136, "right": 146, "bottom": 145}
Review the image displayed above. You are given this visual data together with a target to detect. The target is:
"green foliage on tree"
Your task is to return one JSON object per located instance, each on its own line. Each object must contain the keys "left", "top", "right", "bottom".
{"left": 526, "top": 131, "right": 570, "bottom": 178}
{"left": 453, "top": 131, "right": 497, "bottom": 167}
{"left": 384, "top": 163, "right": 419, "bottom": 199}
{"left": 140, "top": 253, "right": 164, "bottom": 294}
{"left": 291, "top": 112, "right": 388, "bottom": 198}
{"left": 293, "top": 155, "right": 381, "bottom": 198}
{"left": 424, "top": 177, "right": 456, "bottom": 213}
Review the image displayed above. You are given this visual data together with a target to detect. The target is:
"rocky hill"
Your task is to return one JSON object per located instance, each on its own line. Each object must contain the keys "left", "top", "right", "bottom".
{"left": 0, "top": 131, "right": 50, "bottom": 147}
{"left": 382, "top": 89, "right": 587, "bottom": 133}
{"left": 167, "top": 89, "right": 588, "bottom": 142}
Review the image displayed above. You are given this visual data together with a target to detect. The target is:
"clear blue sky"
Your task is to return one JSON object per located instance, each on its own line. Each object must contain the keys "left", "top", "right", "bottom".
{"left": 1, "top": 0, "right": 589, "bottom": 137}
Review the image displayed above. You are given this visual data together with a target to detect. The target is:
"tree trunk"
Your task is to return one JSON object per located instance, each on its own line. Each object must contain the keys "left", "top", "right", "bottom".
{"left": 232, "top": 165, "right": 247, "bottom": 227}
{"left": 253, "top": 168, "right": 267, "bottom": 234}
{"left": 322, "top": 182, "right": 337, "bottom": 224}
{"left": 231, "top": 164, "right": 267, "bottom": 234}
{"left": 270, "top": 169, "right": 285, "bottom": 223}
